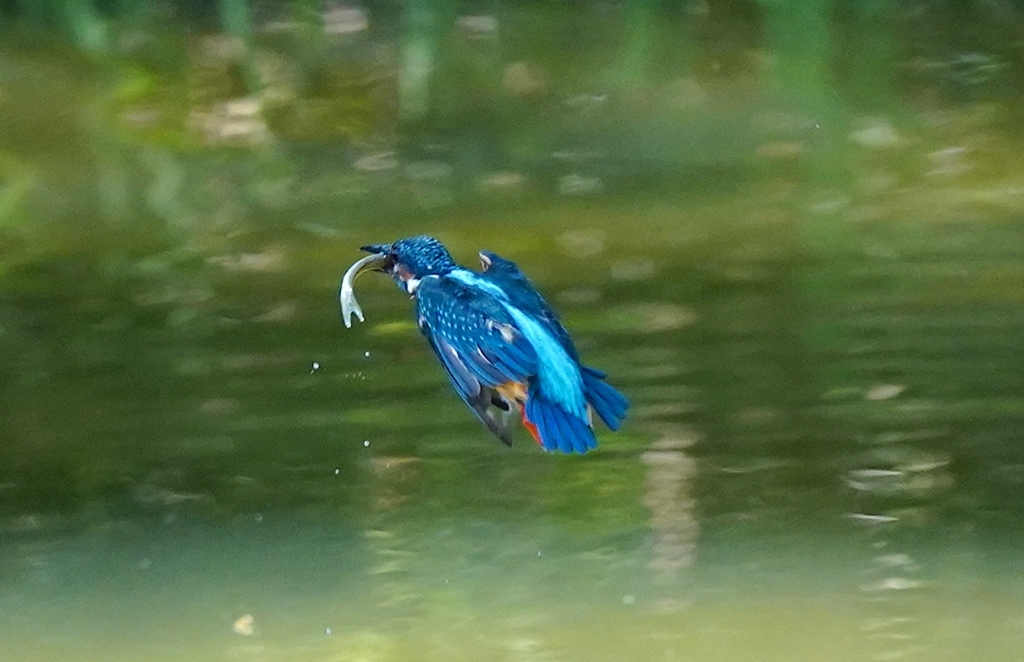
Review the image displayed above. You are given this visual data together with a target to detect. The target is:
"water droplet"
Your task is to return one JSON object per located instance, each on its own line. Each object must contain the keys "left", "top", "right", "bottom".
{"left": 334, "top": 468, "right": 340, "bottom": 475}
{"left": 255, "top": 513, "right": 263, "bottom": 524}
{"left": 363, "top": 440, "right": 370, "bottom": 447}
{"left": 310, "top": 361, "right": 321, "bottom": 374}
{"left": 364, "top": 351, "right": 370, "bottom": 358}
{"left": 326, "top": 628, "right": 332, "bottom": 635}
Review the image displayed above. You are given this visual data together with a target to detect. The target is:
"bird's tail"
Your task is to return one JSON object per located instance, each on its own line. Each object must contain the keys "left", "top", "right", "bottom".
{"left": 581, "top": 366, "right": 629, "bottom": 431}
{"left": 523, "top": 383, "right": 598, "bottom": 454}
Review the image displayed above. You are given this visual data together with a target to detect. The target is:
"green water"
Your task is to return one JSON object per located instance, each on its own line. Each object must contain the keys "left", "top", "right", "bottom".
{"left": 3, "top": 194, "right": 1024, "bottom": 661}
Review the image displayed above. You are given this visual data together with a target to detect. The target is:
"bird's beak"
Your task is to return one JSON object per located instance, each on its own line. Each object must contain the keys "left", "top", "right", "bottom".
{"left": 340, "top": 251, "right": 391, "bottom": 328}
{"left": 361, "top": 243, "right": 392, "bottom": 255}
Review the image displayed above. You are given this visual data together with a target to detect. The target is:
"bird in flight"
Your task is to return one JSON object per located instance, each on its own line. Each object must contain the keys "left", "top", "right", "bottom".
{"left": 340, "top": 236, "right": 628, "bottom": 453}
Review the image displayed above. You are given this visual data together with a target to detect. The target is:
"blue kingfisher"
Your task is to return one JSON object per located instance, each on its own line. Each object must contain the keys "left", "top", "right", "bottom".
{"left": 340, "top": 236, "right": 628, "bottom": 453}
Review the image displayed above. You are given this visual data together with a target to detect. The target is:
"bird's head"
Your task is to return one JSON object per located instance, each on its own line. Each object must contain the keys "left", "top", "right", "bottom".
{"left": 359, "top": 235, "right": 457, "bottom": 294}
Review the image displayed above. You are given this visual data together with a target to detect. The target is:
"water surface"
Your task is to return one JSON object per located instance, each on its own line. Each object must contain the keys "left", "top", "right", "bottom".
{"left": 3, "top": 192, "right": 1024, "bottom": 662}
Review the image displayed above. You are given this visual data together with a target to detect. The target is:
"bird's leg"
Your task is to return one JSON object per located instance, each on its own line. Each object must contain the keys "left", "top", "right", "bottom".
{"left": 473, "top": 387, "right": 513, "bottom": 446}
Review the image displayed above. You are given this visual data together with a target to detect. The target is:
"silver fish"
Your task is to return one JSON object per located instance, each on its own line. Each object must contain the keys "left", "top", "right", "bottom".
{"left": 339, "top": 252, "right": 388, "bottom": 327}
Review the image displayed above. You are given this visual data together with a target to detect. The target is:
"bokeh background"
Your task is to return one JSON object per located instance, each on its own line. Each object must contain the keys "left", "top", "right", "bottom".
{"left": 2, "top": 1, "right": 1024, "bottom": 660}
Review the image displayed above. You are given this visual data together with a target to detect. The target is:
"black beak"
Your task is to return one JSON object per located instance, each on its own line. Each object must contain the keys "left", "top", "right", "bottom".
{"left": 361, "top": 243, "right": 392, "bottom": 254}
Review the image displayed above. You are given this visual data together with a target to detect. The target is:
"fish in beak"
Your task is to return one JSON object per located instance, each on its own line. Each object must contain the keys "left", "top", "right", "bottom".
{"left": 339, "top": 247, "right": 392, "bottom": 327}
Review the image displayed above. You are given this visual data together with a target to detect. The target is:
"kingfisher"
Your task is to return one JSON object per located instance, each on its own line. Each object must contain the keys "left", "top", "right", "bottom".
{"left": 340, "top": 236, "right": 628, "bottom": 453}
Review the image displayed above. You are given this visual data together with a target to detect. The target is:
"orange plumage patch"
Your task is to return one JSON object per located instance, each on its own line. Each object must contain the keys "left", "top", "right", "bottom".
{"left": 494, "top": 381, "right": 527, "bottom": 403}
{"left": 520, "top": 408, "right": 542, "bottom": 445}
{"left": 493, "top": 381, "right": 542, "bottom": 446}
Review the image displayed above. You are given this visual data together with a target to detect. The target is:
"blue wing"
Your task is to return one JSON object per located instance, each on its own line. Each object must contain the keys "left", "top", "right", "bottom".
{"left": 478, "top": 251, "right": 579, "bottom": 360}
{"left": 415, "top": 275, "right": 539, "bottom": 443}
{"left": 422, "top": 331, "right": 516, "bottom": 445}
{"left": 416, "top": 275, "right": 537, "bottom": 385}
{"left": 480, "top": 251, "right": 629, "bottom": 431}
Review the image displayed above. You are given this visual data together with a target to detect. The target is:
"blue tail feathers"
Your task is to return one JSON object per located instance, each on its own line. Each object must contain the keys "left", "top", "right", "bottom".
{"left": 525, "top": 383, "right": 598, "bottom": 454}
{"left": 581, "top": 366, "right": 629, "bottom": 431}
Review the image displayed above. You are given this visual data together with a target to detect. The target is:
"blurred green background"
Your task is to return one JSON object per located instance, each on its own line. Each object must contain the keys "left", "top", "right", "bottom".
{"left": 2, "top": 2, "right": 1024, "bottom": 661}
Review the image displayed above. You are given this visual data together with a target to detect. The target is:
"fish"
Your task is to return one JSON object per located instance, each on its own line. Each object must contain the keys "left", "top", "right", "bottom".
{"left": 339, "top": 252, "right": 389, "bottom": 327}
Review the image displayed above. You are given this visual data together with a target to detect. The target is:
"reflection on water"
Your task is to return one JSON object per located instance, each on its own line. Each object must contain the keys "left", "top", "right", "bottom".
{"left": 2, "top": 198, "right": 1024, "bottom": 661}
